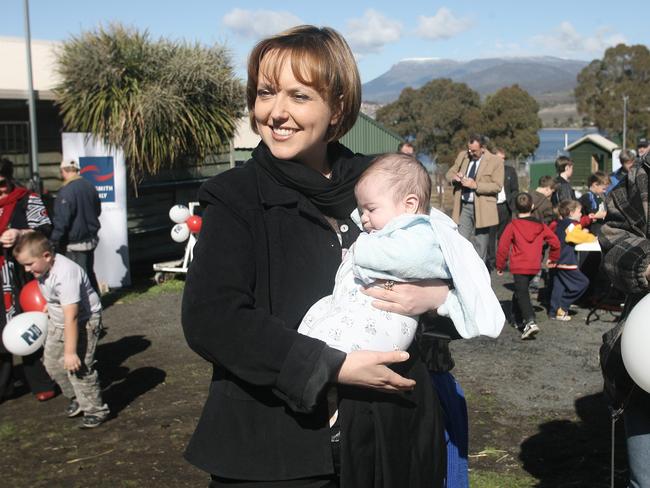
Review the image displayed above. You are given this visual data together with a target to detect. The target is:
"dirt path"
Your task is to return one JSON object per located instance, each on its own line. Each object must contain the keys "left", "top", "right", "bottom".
{"left": 0, "top": 274, "right": 629, "bottom": 487}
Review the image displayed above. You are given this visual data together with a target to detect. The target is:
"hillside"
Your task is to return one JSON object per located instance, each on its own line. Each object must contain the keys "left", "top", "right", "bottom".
{"left": 362, "top": 56, "right": 588, "bottom": 105}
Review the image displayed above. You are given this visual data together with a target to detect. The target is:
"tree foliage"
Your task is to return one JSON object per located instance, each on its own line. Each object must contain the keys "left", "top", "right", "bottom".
{"left": 375, "top": 79, "right": 541, "bottom": 165}
{"left": 575, "top": 44, "right": 650, "bottom": 147}
{"left": 54, "top": 24, "right": 245, "bottom": 183}
{"left": 481, "top": 85, "right": 541, "bottom": 160}
{"left": 376, "top": 79, "right": 482, "bottom": 165}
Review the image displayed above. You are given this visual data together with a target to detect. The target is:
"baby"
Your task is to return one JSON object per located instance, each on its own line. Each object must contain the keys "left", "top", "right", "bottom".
{"left": 298, "top": 153, "right": 504, "bottom": 353}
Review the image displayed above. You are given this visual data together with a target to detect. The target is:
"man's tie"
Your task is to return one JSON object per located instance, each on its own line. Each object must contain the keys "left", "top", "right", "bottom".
{"left": 462, "top": 160, "right": 477, "bottom": 202}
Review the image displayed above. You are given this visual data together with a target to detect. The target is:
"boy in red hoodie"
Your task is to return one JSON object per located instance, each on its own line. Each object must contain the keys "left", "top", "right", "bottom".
{"left": 497, "top": 192, "right": 561, "bottom": 339}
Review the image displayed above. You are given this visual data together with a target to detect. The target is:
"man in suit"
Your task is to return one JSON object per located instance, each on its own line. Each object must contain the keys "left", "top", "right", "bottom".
{"left": 397, "top": 141, "right": 415, "bottom": 155}
{"left": 487, "top": 148, "right": 519, "bottom": 270}
{"left": 446, "top": 134, "right": 504, "bottom": 261}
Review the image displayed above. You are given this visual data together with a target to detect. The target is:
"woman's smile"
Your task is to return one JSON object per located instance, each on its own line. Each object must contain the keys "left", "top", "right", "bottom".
{"left": 254, "top": 51, "right": 338, "bottom": 173}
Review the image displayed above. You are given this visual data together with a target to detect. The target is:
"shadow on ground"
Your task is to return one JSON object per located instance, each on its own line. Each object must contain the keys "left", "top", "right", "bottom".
{"left": 96, "top": 334, "right": 166, "bottom": 415}
{"left": 520, "top": 392, "right": 628, "bottom": 487}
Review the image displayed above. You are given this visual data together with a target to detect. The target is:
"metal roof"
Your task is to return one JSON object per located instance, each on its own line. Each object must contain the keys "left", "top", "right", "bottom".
{"left": 565, "top": 133, "right": 619, "bottom": 152}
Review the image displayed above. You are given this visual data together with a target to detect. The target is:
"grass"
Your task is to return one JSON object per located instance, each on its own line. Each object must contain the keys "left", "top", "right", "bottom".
{"left": 0, "top": 422, "right": 16, "bottom": 441}
{"left": 103, "top": 277, "right": 185, "bottom": 305}
{"left": 470, "top": 470, "right": 536, "bottom": 487}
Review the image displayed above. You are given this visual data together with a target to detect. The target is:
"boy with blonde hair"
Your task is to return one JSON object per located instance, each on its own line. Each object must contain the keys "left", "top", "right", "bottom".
{"left": 14, "top": 231, "right": 108, "bottom": 428}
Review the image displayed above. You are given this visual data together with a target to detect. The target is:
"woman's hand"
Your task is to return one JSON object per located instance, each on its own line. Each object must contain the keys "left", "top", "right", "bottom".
{"left": 0, "top": 228, "right": 21, "bottom": 248}
{"left": 361, "top": 279, "right": 450, "bottom": 316}
{"left": 336, "top": 350, "right": 415, "bottom": 392}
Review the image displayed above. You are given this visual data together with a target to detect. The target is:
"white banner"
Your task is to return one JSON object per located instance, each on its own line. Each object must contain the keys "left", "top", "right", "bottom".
{"left": 61, "top": 133, "right": 131, "bottom": 288}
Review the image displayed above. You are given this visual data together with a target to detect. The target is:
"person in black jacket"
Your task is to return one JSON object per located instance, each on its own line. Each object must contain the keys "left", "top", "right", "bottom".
{"left": 182, "top": 25, "right": 452, "bottom": 488}
{"left": 551, "top": 155, "right": 577, "bottom": 207}
{"left": 51, "top": 160, "right": 101, "bottom": 293}
{"left": 487, "top": 148, "right": 519, "bottom": 270}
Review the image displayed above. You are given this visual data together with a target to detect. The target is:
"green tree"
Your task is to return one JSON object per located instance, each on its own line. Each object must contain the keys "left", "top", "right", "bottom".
{"left": 575, "top": 44, "right": 650, "bottom": 148}
{"left": 376, "top": 79, "right": 482, "bottom": 165}
{"left": 481, "top": 85, "right": 541, "bottom": 161}
{"left": 54, "top": 24, "right": 245, "bottom": 183}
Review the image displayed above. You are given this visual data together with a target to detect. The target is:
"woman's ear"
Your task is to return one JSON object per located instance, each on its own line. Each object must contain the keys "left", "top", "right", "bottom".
{"left": 404, "top": 194, "right": 420, "bottom": 214}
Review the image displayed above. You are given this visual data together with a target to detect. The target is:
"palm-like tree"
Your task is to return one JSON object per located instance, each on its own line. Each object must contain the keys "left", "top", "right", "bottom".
{"left": 54, "top": 24, "right": 245, "bottom": 183}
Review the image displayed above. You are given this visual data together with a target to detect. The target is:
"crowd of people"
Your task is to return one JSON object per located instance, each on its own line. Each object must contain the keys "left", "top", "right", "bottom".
{"left": 1, "top": 23, "right": 649, "bottom": 488}
{"left": 0, "top": 157, "right": 105, "bottom": 429}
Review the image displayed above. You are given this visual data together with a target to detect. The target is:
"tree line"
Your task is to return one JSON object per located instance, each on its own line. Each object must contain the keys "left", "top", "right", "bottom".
{"left": 375, "top": 80, "right": 541, "bottom": 166}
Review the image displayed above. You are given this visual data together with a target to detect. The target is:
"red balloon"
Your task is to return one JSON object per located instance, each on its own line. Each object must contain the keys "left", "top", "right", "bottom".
{"left": 186, "top": 215, "right": 203, "bottom": 234}
{"left": 19, "top": 280, "right": 47, "bottom": 313}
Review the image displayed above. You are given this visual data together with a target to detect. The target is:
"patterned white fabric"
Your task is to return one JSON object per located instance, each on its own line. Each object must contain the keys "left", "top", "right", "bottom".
{"left": 298, "top": 210, "right": 505, "bottom": 353}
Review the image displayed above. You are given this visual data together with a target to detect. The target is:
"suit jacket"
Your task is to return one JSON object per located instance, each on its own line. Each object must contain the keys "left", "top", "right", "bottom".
{"left": 182, "top": 147, "right": 446, "bottom": 486}
{"left": 446, "top": 150, "right": 504, "bottom": 228}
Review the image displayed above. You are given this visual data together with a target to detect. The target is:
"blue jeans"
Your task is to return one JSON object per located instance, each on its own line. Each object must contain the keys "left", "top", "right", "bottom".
{"left": 431, "top": 372, "right": 469, "bottom": 488}
{"left": 624, "top": 394, "right": 650, "bottom": 488}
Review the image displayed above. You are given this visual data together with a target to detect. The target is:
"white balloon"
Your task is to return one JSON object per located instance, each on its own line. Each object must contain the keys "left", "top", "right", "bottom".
{"left": 171, "top": 223, "right": 190, "bottom": 242}
{"left": 169, "top": 205, "right": 191, "bottom": 224}
{"left": 621, "top": 293, "right": 650, "bottom": 393}
{"left": 2, "top": 312, "right": 48, "bottom": 356}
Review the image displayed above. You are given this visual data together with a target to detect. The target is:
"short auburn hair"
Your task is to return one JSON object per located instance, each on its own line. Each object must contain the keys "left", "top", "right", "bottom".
{"left": 357, "top": 153, "right": 432, "bottom": 213}
{"left": 246, "top": 25, "right": 361, "bottom": 142}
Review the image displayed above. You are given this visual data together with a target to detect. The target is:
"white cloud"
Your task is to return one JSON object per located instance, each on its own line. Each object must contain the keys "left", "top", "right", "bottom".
{"left": 222, "top": 8, "right": 303, "bottom": 39}
{"left": 531, "top": 21, "right": 626, "bottom": 55}
{"left": 416, "top": 8, "right": 473, "bottom": 41}
{"left": 344, "top": 9, "right": 402, "bottom": 55}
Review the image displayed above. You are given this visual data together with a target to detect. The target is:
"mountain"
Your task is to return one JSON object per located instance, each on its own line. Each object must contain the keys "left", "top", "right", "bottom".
{"left": 361, "top": 56, "right": 589, "bottom": 105}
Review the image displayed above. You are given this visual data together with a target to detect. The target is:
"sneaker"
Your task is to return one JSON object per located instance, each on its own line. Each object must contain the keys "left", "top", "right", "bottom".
{"left": 553, "top": 308, "right": 571, "bottom": 321}
{"left": 66, "top": 399, "right": 82, "bottom": 418}
{"left": 521, "top": 322, "right": 540, "bottom": 340}
{"left": 79, "top": 415, "right": 106, "bottom": 429}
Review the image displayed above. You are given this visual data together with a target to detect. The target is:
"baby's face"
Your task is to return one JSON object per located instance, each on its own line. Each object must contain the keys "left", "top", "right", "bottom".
{"left": 355, "top": 174, "right": 406, "bottom": 232}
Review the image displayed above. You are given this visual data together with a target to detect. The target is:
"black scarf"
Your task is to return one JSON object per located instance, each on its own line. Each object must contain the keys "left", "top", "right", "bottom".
{"left": 253, "top": 141, "right": 370, "bottom": 219}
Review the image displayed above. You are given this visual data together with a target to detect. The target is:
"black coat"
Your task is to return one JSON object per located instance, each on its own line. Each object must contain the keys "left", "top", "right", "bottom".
{"left": 182, "top": 152, "right": 446, "bottom": 486}
{"left": 503, "top": 164, "right": 519, "bottom": 213}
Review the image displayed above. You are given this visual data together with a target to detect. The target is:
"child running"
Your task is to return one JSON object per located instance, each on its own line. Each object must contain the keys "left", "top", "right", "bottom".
{"left": 14, "top": 231, "right": 109, "bottom": 428}
{"left": 297, "top": 153, "right": 504, "bottom": 353}
{"left": 496, "top": 192, "right": 560, "bottom": 339}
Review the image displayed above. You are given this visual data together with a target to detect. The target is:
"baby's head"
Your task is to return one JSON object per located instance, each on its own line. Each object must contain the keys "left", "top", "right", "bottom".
{"left": 355, "top": 153, "right": 431, "bottom": 232}
{"left": 13, "top": 231, "right": 55, "bottom": 279}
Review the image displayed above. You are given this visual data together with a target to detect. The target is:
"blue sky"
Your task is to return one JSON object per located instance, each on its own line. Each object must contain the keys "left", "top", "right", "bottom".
{"left": 2, "top": 1, "right": 648, "bottom": 83}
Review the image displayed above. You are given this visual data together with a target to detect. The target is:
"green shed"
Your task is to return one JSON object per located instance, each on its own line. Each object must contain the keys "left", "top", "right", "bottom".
{"left": 340, "top": 112, "right": 402, "bottom": 155}
{"left": 566, "top": 134, "right": 619, "bottom": 188}
{"left": 529, "top": 160, "right": 556, "bottom": 190}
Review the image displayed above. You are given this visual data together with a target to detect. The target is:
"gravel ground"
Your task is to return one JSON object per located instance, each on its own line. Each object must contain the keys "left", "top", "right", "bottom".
{"left": 0, "top": 272, "right": 631, "bottom": 487}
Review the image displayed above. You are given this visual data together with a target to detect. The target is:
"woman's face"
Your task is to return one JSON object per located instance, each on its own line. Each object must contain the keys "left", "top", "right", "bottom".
{"left": 254, "top": 53, "right": 339, "bottom": 173}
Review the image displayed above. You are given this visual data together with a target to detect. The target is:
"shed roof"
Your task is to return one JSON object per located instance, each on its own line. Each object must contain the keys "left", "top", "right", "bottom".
{"left": 566, "top": 133, "right": 619, "bottom": 152}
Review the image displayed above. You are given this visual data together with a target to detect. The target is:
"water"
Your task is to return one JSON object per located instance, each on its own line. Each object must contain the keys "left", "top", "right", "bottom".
{"left": 533, "top": 128, "right": 600, "bottom": 162}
